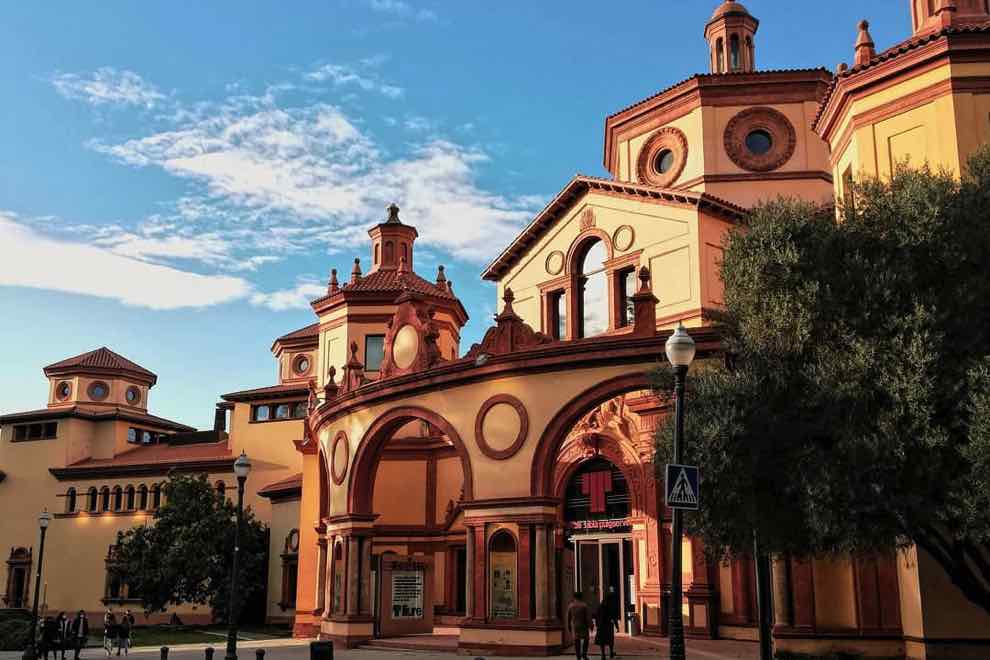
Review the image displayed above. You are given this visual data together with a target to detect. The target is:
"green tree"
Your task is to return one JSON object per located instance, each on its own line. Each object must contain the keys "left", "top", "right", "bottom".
{"left": 113, "top": 473, "right": 269, "bottom": 621}
{"left": 653, "top": 148, "right": 990, "bottom": 613}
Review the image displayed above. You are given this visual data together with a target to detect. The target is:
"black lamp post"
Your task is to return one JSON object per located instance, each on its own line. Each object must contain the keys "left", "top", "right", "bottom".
{"left": 22, "top": 508, "right": 51, "bottom": 660}
{"left": 665, "top": 324, "right": 695, "bottom": 660}
{"left": 225, "top": 451, "right": 251, "bottom": 660}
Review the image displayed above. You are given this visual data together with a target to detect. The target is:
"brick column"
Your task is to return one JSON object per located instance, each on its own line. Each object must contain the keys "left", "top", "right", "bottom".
{"left": 346, "top": 536, "right": 359, "bottom": 616}
{"left": 518, "top": 524, "right": 532, "bottom": 619}
{"left": 466, "top": 526, "right": 474, "bottom": 618}
{"left": 471, "top": 524, "right": 487, "bottom": 621}
{"left": 360, "top": 536, "right": 373, "bottom": 615}
{"left": 535, "top": 525, "right": 549, "bottom": 619}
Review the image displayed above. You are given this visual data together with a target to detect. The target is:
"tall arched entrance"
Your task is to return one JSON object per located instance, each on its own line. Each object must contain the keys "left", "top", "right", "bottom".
{"left": 344, "top": 406, "right": 473, "bottom": 640}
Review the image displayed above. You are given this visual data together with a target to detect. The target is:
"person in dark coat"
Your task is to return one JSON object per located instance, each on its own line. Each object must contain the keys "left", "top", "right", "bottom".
{"left": 40, "top": 616, "right": 58, "bottom": 660}
{"left": 594, "top": 594, "right": 619, "bottom": 659}
{"left": 55, "top": 612, "right": 69, "bottom": 660}
{"left": 70, "top": 611, "right": 89, "bottom": 660}
{"left": 566, "top": 591, "right": 593, "bottom": 660}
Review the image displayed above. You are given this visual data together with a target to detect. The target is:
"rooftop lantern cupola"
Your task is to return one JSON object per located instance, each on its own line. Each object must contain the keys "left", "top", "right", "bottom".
{"left": 705, "top": 0, "right": 759, "bottom": 74}
{"left": 912, "top": 0, "right": 990, "bottom": 35}
{"left": 368, "top": 203, "right": 419, "bottom": 273}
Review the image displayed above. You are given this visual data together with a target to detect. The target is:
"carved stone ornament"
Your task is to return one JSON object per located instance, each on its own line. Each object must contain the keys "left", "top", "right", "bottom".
{"left": 379, "top": 292, "right": 443, "bottom": 378}
{"left": 579, "top": 208, "right": 596, "bottom": 229}
{"left": 475, "top": 394, "right": 530, "bottom": 460}
{"left": 338, "top": 341, "right": 367, "bottom": 394}
{"left": 465, "top": 288, "right": 554, "bottom": 359}
{"left": 636, "top": 126, "right": 689, "bottom": 188}
{"left": 723, "top": 106, "right": 797, "bottom": 172}
{"left": 545, "top": 250, "right": 565, "bottom": 276}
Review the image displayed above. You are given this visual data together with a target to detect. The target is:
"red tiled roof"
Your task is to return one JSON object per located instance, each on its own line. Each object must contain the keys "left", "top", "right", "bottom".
{"left": 221, "top": 383, "right": 309, "bottom": 402}
{"left": 50, "top": 440, "right": 233, "bottom": 479}
{"left": 482, "top": 174, "right": 747, "bottom": 281}
{"left": 814, "top": 21, "right": 990, "bottom": 130}
{"left": 276, "top": 323, "right": 320, "bottom": 343}
{"left": 0, "top": 405, "right": 194, "bottom": 432}
{"left": 311, "top": 269, "right": 458, "bottom": 307}
{"left": 258, "top": 472, "right": 303, "bottom": 499}
{"left": 44, "top": 347, "right": 157, "bottom": 383}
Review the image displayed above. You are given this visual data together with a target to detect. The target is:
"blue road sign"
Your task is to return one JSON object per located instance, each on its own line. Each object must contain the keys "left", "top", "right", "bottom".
{"left": 665, "top": 463, "right": 700, "bottom": 510}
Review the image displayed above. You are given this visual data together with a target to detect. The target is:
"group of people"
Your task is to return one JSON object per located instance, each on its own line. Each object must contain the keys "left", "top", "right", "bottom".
{"left": 101, "top": 609, "right": 136, "bottom": 656}
{"left": 36, "top": 611, "right": 89, "bottom": 660}
{"left": 566, "top": 588, "right": 621, "bottom": 660}
{"left": 34, "top": 609, "right": 135, "bottom": 660}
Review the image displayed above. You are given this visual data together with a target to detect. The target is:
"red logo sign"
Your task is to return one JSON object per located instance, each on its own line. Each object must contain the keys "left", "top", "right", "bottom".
{"left": 582, "top": 470, "right": 613, "bottom": 514}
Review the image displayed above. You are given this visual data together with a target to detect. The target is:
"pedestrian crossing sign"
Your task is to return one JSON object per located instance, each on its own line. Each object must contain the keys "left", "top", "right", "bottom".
{"left": 665, "top": 464, "right": 700, "bottom": 510}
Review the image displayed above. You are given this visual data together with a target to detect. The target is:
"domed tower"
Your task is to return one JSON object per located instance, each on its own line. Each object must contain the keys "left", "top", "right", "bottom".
{"left": 368, "top": 202, "right": 418, "bottom": 273}
{"left": 705, "top": 0, "right": 759, "bottom": 73}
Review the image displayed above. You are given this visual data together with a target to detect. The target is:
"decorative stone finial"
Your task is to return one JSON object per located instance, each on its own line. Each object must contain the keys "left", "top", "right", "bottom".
{"left": 323, "top": 366, "right": 338, "bottom": 399}
{"left": 385, "top": 203, "right": 401, "bottom": 224}
{"left": 328, "top": 268, "right": 339, "bottom": 293}
{"left": 836, "top": 62, "right": 848, "bottom": 74}
{"left": 436, "top": 264, "right": 447, "bottom": 286}
{"left": 854, "top": 20, "right": 876, "bottom": 67}
{"left": 398, "top": 256, "right": 409, "bottom": 273}
{"left": 351, "top": 257, "right": 362, "bottom": 283}
{"left": 637, "top": 266, "right": 652, "bottom": 293}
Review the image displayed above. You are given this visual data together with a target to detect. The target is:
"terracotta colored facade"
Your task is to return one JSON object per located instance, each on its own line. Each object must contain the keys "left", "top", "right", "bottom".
{"left": 3, "top": 2, "right": 990, "bottom": 658}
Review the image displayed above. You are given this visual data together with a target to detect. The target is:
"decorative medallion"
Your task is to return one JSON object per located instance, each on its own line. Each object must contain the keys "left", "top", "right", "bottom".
{"left": 475, "top": 394, "right": 529, "bottom": 460}
{"left": 392, "top": 324, "right": 420, "bottom": 370}
{"left": 723, "top": 106, "right": 796, "bottom": 172}
{"left": 636, "top": 126, "right": 689, "bottom": 188}
{"left": 545, "top": 250, "right": 565, "bottom": 276}
{"left": 579, "top": 208, "right": 596, "bottom": 230}
{"left": 612, "top": 225, "right": 635, "bottom": 252}
{"left": 330, "top": 431, "right": 349, "bottom": 485}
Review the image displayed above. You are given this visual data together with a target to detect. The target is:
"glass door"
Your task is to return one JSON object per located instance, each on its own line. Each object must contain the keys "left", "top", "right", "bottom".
{"left": 577, "top": 541, "right": 601, "bottom": 614}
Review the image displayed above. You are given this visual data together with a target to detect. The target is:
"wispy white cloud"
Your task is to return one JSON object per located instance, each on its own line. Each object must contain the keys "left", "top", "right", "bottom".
{"left": 51, "top": 67, "right": 166, "bottom": 109}
{"left": 303, "top": 62, "right": 403, "bottom": 98}
{"left": 366, "top": 0, "right": 437, "bottom": 22}
{"left": 250, "top": 279, "right": 327, "bottom": 311}
{"left": 0, "top": 213, "right": 250, "bottom": 309}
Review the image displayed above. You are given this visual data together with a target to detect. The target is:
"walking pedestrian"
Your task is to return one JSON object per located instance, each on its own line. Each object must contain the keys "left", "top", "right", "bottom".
{"left": 56, "top": 612, "right": 69, "bottom": 660}
{"left": 593, "top": 594, "right": 619, "bottom": 659}
{"left": 566, "top": 591, "right": 593, "bottom": 660}
{"left": 116, "top": 611, "right": 134, "bottom": 656}
{"left": 71, "top": 611, "right": 89, "bottom": 660}
{"left": 102, "top": 610, "right": 115, "bottom": 656}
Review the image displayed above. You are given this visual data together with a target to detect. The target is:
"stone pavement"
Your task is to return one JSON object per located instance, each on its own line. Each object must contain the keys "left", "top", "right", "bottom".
{"left": 1, "top": 634, "right": 759, "bottom": 660}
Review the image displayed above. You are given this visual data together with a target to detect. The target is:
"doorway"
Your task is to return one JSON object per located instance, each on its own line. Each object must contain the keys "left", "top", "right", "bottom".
{"left": 575, "top": 536, "right": 635, "bottom": 633}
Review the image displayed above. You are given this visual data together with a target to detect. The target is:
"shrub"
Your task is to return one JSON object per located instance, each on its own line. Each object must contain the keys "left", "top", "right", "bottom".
{"left": 0, "top": 618, "right": 31, "bottom": 652}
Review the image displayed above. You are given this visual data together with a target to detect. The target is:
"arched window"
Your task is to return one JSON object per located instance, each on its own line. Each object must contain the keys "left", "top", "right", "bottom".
{"left": 374, "top": 243, "right": 380, "bottom": 265}
{"left": 401, "top": 243, "right": 408, "bottom": 263}
{"left": 715, "top": 38, "right": 725, "bottom": 73}
{"left": 125, "top": 486, "right": 135, "bottom": 510}
{"left": 384, "top": 241, "right": 394, "bottom": 264}
{"left": 100, "top": 487, "right": 111, "bottom": 512}
{"left": 113, "top": 486, "right": 123, "bottom": 512}
{"left": 151, "top": 484, "right": 161, "bottom": 509}
{"left": 66, "top": 487, "right": 77, "bottom": 513}
{"left": 87, "top": 487, "right": 99, "bottom": 513}
{"left": 215, "top": 481, "right": 226, "bottom": 501}
{"left": 578, "top": 239, "right": 609, "bottom": 338}
{"left": 730, "top": 34, "right": 741, "bottom": 71}
{"left": 489, "top": 530, "right": 518, "bottom": 619}
{"left": 746, "top": 36, "right": 754, "bottom": 69}
{"left": 137, "top": 485, "right": 148, "bottom": 510}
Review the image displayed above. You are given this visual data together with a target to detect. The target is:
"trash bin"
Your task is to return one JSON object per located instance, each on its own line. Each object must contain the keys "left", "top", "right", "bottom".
{"left": 310, "top": 640, "right": 333, "bottom": 660}
{"left": 627, "top": 612, "right": 641, "bottom": 637}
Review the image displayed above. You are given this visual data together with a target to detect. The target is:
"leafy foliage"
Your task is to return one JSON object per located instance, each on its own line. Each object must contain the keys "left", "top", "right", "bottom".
{"left": 113, "top": 473, "right": 268, "bottom": 621}
{"left": 653, "top": 148, "right": 990, "bottom": 612}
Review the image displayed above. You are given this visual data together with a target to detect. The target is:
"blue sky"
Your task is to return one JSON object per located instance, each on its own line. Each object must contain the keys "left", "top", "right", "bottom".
{"left": 0, "top": 1, "right": 908, "bottom": 429}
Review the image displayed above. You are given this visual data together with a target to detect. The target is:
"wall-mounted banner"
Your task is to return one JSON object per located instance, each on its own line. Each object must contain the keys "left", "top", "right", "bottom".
{"left": 391, "top": 570, "right": 424, "bottom": 619}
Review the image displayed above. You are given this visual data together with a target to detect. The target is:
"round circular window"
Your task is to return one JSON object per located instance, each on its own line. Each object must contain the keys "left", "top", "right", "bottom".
{"left": 125, "top": 386, "right": 141, "bottom": 405}
{"left": 655, "top": 149, "right": 675, "bottom": 174}
{"left": 745, "top": 129, "right": 773, "bottom": 155}
{"left": 724, "top": 107, "right": 796, "bottom": 172}
{"left": 55, "top": 381, "right": 72, "bottom": 401}
{"left": 636, "top": 126, "right": 688, "bottom": 188}
{"left": 87, "top": 381, "right": 110, "bottom": 401}
{"left": 293, "top": 354, "right": 311, "bottom": 375}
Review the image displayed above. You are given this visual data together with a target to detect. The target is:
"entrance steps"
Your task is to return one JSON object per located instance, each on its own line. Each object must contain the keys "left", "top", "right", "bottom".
{"left": 362, "top": 633, "right": 459, "bottom": 653}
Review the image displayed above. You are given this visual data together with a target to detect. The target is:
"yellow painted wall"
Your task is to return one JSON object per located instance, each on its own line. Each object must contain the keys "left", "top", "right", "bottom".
{"left": 266, "top": 497, "right": 301, "bottom": 622}
{"left": 622, "top": 107, "right": 706, "bottom": 187}
{"left": 372, "top": 460, "right": 426, "bottom": 524}
{"left": 812, "top": 558, "right": 857, "bottom": 630}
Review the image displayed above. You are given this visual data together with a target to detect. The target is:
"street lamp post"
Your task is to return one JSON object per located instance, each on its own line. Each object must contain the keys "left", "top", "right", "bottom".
{"left": 225, "top": 452, "right": 252, "bottom": 660}
{"left": 665, "top": 324, "right": 695, "bottom": 660}
{"left": 22, "top": 509, "right": 51, "bottom": 660}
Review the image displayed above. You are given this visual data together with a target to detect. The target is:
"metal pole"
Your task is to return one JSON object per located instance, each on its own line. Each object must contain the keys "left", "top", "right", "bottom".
{"left": 668, "top": 364, "right": 688, "bottom": 660}
{"left": 225, "top": 477, "right": 246, "bottom": 660}
{"left": 22, "top": 524, "right": 47, "bottom": 660}
{"left": 753, "top": 534, "right": 774, "bottom": 660}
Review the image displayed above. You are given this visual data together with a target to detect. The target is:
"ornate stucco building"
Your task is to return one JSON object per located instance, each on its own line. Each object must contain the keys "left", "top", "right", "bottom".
{"left": 4, "top": 2, "right": 990, "bottom": 658}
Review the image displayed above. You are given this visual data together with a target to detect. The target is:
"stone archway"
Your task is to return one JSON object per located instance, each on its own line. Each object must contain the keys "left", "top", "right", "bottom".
{"left": 348, "top": 405, "right": 475, "bottom": 516}
{"left": 531, "top": 372, "right": 653, "bottom": 497}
